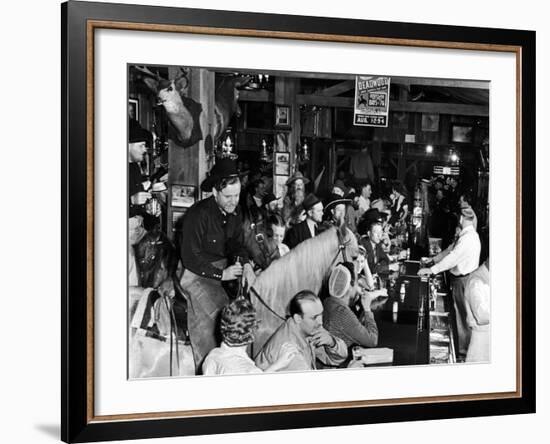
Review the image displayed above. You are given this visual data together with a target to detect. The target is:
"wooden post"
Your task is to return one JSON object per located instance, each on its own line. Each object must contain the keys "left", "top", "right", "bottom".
{"left": 397, "top": 143, "right": 406, "bottom": 182}
{"left": 167, "top": 67, "right": 214, "bottom": 237}
{"left": 274, "top": 77, "right": 300, "bottom": 174}
{"left": 167, "top": 68, "right": 214, "bottom": 187}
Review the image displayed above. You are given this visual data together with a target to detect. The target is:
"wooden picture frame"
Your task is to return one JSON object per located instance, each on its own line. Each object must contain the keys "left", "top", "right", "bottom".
{"left": 274, "top": 151, "right": 291, "bottom": 176}
{"left": 451, "top": 124, "right": 474, "bottom": 143}
{"left": 275, "top": 104, "right": 292, "bottom": 129}
{"left": 62, "top": 1, "right": 535, "bottom": 442}
{"left": 170, "top": 184, "right": 196, "bottom": 208}
{"left": 128, "top": 98, "right": 139, "bottom": 122}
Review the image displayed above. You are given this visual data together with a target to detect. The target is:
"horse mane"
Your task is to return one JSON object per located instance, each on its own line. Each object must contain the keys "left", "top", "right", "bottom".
{"left": 251, "top": 227, "right": 336, "bottom": 315}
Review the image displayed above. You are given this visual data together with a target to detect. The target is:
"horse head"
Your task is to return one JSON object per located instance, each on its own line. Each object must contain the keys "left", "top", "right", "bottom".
{"left": 335, "top": 224, "right": 360, "bottom": 268}
{"left": 249, "top": 224, "right": 360, "bottom": 355}
{"left": 134, "top": 230, "right": 179, "bottom": 289}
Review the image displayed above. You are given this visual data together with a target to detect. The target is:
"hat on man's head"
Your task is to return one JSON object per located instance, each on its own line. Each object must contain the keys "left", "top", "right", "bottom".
{"left": 286, "top": 171, "right": 310, "bottom": 187}
{"left": 357, "top": 208, "right": 387, "bottom": 235}
{"left": 324, "top": 193, "right": 352, "bottom": 213}
{"left": 459, "top": 204, "right": 476, "bottom": 220}
{"left": 364, "top": 208, "right": 387, "bottom": 223}
{"left": 262, "top": 192, "right": 279, "bottom": 207}
{"left": 328, "top": 263, "right": 356, "bottom": 299}
{"left": 331, "top": 179, "right": 347, "bottom": 197}
{"left": 200, "top": 158, "right": 242, "bottom": 192}
{"left": 129, "top": 122, "right": 152, "bottom": 144}
{"left": 302, "top": 193, "right": 322, "bottom": 211}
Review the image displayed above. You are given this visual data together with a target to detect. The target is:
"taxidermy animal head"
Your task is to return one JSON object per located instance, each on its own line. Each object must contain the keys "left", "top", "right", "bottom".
{"left": 135, "top": 66, "right": 203, "bottom": 148}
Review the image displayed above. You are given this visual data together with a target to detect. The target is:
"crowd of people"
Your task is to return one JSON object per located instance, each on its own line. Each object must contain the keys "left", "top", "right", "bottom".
{"left": 128, "top": 124, "right": 490, "bottom": 376}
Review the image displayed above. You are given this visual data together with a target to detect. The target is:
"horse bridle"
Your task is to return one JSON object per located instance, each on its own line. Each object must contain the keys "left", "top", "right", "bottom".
{"left": 249, "top": 227, "right": 352, "bottom": 321}
{"left": 329, "top": 226, "right": 352, "bottom": 268}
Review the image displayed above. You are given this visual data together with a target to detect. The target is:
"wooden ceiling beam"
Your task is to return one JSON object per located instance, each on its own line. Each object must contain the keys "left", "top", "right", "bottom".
{"left": 238, "top": 90, "right": 273, "bottom": 102}
{"left": 317, "top": 80, "right": 355, "bottom": 96}
{"left": 296, "top": 94, "right": 488, "bottom": 116}
{"left": 214, "top": 66, "right": 489, "bottom": 90}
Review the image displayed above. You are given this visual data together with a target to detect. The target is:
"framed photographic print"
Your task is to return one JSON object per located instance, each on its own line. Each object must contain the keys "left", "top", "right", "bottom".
{"left": 422, "top": 113, "right": 440, "bottom": 132}
{"left": 171, "top": 184, "right": 196, "bottom": 208}
{"left": 274, "top": 151, "right": 291, "bottom": 176}
{"left": 275, "top": 104, "right": 291, "bottom": 129}
{"left": 451, "top": 124, "right": 474, "bottom": 143}
{"left": 62, "top": 1, "right": 535, "bottom": 443}
{"left": 128, "top": 98, "right": 139, "bottom": 121}
{"left": 171, "top": 209, "right": 188, "bottom": 232}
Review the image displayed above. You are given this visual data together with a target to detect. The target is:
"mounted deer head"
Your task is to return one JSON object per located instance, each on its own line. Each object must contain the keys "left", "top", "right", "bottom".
{"left": 135, "top": 66, "right": 203, "bottom": 148}
{"left": 134, "top": 67, "right": 251, "bottom": 149}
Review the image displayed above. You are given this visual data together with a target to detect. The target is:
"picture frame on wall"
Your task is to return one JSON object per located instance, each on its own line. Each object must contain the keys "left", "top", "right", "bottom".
{"left": 171, "top": 184, "right": 196, "bottom": 208}
{"left": 128, "top": 98, "right": 139, "bottom": 121}
{"left": 62, "top": 1, "right": 535, "bottom": 442}
{"left": 451, "top": 124, "right": 474, "bottom": 143}
{"left": 274, "top": 151, "right": 291, "bottom": 176}
{"left": 422, "top": 113, "right": 440, "bottom": 132}
{"left": 275, "top": 104, "right": 291, "bottom": 129}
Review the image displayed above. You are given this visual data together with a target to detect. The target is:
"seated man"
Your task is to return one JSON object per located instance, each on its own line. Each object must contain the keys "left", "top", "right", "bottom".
{"left": 255, "top": 291, "right": 348, "bottom": 371}
{"left": 359, "top": 212, "right": 400, "bottom": 275}
{"left": 323, "top": 263, "right": 387, "bottom": 350}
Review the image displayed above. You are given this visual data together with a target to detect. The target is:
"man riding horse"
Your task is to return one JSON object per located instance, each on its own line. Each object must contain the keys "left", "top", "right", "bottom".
{"left": 179, "top": 158, "right": 255, "bottom": 373}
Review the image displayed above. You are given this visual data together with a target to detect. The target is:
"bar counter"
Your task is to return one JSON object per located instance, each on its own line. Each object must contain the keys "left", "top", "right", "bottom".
{"left": 372, "top": 261, "right": 430, "bottom": 365}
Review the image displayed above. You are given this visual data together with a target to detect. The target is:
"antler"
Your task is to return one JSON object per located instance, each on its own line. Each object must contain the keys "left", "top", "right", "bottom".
{"left": 174, "top": 67, "right": 189, "bottom": 90}
{"left": 133, "top": 65, "right": 163, "bottom": 80}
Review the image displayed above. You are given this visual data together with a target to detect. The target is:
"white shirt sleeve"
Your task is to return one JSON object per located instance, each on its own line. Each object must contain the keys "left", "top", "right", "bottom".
{"left": 431, "top": 236, "right": 468, "bottom": 275}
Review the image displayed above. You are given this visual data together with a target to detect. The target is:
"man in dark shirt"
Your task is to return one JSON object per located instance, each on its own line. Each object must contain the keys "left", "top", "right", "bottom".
{"left": 179, "top": 158, "right": 254, "bottom": 373}
{"left": 128, "top": 122, "right": 161, "bottom": 231}
{"left": 284, "top": 194, "right": 324, "bottom": 249}
{"left": 359, "top": 210, "right": 401, "bottom": 275}
{"left": 128, "top": 124, "right": 152, "bottom": 218}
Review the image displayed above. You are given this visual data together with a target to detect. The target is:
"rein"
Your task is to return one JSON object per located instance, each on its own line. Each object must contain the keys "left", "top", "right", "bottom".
{"left": 249, "top": 286, "right": 286, "bottom": 321}
{"left": 250, "top": 227, "right": 351, "bottom": 321}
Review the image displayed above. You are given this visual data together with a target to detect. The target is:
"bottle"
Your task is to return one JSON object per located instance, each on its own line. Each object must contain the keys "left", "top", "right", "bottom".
{"left": 399, "top": 283, "right": 406, "bottom": 303}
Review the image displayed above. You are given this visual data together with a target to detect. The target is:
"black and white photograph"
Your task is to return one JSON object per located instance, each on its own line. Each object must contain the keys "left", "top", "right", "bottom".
{"left": 2, "top": 0, "right": 543, "bottom": 442}
{"left": 171, "top": 184, "right": 196, "bottom": 208}
{"left": 275, "top": 104, "right": 291, "bottom": 128}
{"left": 128, "top": 63, "right": 490, "bottom": 378}
{"left": 275, "top": 151, "right": 291, "bottom": 176}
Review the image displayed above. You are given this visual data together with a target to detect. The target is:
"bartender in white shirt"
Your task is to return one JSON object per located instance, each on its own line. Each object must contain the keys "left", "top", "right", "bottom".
{"left": 418, "top": 205, "right": 481, "bottom": 358}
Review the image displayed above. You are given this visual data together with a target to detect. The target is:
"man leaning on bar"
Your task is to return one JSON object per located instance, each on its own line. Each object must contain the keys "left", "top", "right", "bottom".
{"left": 418, "top": 205, "right": 481, "bottom": 361}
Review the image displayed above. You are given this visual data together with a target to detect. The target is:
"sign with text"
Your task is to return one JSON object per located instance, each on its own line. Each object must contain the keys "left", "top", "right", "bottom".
{"left": 354, "top": 75, "right": 391, "bottom": 127}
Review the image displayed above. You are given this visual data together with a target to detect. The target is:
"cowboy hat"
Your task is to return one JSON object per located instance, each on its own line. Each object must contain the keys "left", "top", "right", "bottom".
{"left": 200, "top": 158, "right": 243, "bottom": 192}
{"left": 302, "top": 193, "right": 322, "bottom": 211}
{"left": 285, "top": 171, "right": 310, "bottom": 186}
{"left": 129, "top": 122, "right": 152, "bottom": 144}
{"left": 261, "top": 192, "right": 280, "bottom": 207}
{"left": 331, "top": 179, "right": 348, "bottom": 197}
{"left": 324, "top": 193, "right": 352, "bottom": 213}
{"left": 357, "top": 208, "right": 388, "bottom": 235}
